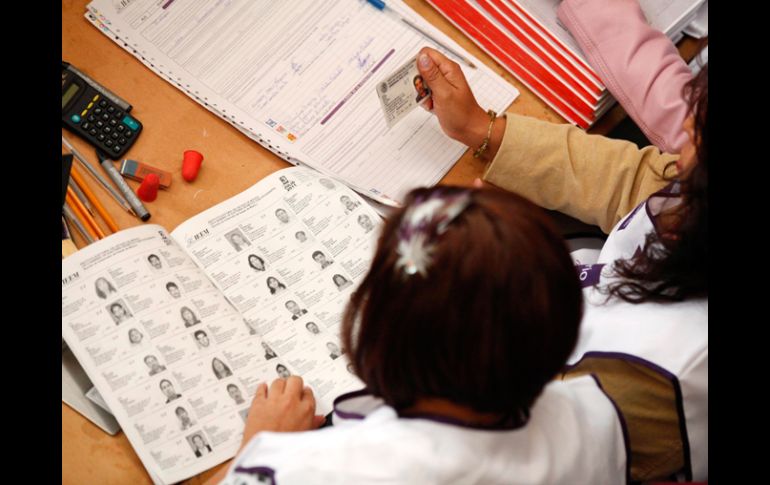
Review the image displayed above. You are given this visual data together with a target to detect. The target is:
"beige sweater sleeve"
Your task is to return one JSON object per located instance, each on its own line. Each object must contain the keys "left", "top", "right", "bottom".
{"left": 483, "top": 114, "right": 678, "bottom": 233}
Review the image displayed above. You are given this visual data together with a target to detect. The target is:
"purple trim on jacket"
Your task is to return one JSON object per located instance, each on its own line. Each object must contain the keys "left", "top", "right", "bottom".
{"left": 577, "top": 263, "right": 605, "bottom": 288}
{"left": 618, "top": 201, "right": 645, "bottom": 231}
{"left": 333, "top": 388, "right": 528, "bottom": 431}
{"left": 331, "top": 388, "right": 371, "bottom": 420}
{"left": 644, "top": 182, "right": 682, "bottom": 238}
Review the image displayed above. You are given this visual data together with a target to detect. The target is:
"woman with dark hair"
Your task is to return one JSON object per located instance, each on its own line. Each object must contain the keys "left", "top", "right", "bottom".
{"left": 212, "top": 357, "right": 233, "bottom": 379}
{"left": 94, "top": 277, "right": 117, "bottom": 299}
{"left": 332, "top": 274, "right": 352, "bottom": 291}
{"left": 207, "top": 187, "right": 627, "bottom": 485}
{"left": 266, "top": 276, "right": 286, "bottom": 295}
{"left": 248, "top": 254, "right": 266, "bottom": 272}
{"left": 228, "top": 232, "right": 250, "bottom": 251}
{"left": 414, "top": 47, "right": 708, "bottom": 481}
{"left": 180, "top": 306, "right": 202, "bottom": 327}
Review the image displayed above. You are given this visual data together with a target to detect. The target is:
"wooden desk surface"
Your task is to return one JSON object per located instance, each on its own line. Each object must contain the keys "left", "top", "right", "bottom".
{"left": 61, "top": 1, "right": 701, "bottom": 483}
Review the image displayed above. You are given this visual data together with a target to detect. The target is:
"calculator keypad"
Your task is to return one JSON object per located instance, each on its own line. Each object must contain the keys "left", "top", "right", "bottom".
{"left": 66, "top": 93, "right": 142, "bottom": 158}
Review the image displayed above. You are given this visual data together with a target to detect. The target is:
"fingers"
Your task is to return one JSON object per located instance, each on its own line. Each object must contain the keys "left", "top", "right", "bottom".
{"left": 473, "top": 178, "right": 504, "bottom": 192}
{"left": 255, "top": 382, "right": 268, "bottom": 400}
{"left": 418, "top": 47, "right": 463, "bottom": 90}
{"left": 417, "top": 48, "right": 452, "bottom": 94}
{"left": 269, "top": 377, "right": 287, "bottom": 395}
{"left": 284, "top": 375, "right": 304, "bottom": 396}
{"left": 426, "top": 48, "right": 460, "bottom": 80}
{"left": 312, "top": 414, "right": 327, "bottom": 429}
{"left": 302, "top": 385, "right": 316, "bottom": 410}
{"left": 267, "top": 376, "right": 307, "bottom": 400}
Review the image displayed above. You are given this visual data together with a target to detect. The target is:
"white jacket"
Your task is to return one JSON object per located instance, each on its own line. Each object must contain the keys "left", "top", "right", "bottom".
{"left": 220, "top": 376, "right": 628, "bottom": 484}
{"left": 571, "top": 187, "right": 708, "bottom": 480}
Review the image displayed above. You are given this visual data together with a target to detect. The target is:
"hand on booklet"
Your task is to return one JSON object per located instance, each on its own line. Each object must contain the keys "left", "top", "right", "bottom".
{"left": 240, "top": 376, "right": 326, "bottom": 448}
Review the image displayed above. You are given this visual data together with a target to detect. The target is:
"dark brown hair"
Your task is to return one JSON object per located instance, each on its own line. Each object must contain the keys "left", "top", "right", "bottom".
{"left": 342, "top": 187, "right": 583, "bottom": 416}
{"left": 607, "top": 63, "right": 708, "bottom": 302}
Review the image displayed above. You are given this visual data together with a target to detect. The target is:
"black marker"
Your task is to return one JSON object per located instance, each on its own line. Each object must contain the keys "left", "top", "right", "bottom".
{"left": 97, "top": 149, "right": 151, "bottom": 221}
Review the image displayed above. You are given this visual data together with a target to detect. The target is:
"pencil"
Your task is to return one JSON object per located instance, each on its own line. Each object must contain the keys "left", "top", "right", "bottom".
{"left": 68, "top": 179, "right": 94, "bottom": 215}
{"left": 400, "top": 18, "right": 477, "bottom": 69}
{"left": 63, "top": 204, "right": 95, "bottom": 244}
{"left": 62, "top": 238, "right": 79, "bottom": 257}
{"left": 62, "top": 215, "right": 80, "bottom": 256}
{"left": 65, "top": 191, "right": 100, "bottom": 241}
{"left": 364, "top": 0, "right": 477, "bottom": 69}
{"left": 66, "top": 187, "right": 106, "bottom": 240}
{"left": 70, "top": 165, "right": 120, "bottom": 233}
{"left": 62, "top": 135, "right": 135, "bottom": 215}
{"left": 61, "top": 215, "right": 80, "bottom": 255}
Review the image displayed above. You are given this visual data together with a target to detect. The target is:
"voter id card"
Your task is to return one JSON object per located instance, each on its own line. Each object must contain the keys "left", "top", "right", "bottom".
{"left": 376, "top": 56, "right": 431, "bottom": 128}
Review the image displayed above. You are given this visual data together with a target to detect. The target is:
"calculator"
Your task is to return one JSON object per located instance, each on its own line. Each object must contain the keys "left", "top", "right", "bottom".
{"left": 62, "top": 61, "right": 142, "bottom": 159}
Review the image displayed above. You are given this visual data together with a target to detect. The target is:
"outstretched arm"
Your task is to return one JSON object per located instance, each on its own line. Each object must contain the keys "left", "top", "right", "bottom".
{"left": 483, "top": 113, "right": 676, "bottom": 233}
{"left": 558, "top": 0, "right": 693, "bottom": 153}
{"left": 416, "top": 47, "right": 677, "bottom": 233}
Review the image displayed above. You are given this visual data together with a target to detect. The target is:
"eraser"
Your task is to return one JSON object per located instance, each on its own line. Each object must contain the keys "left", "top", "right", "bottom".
{"left": 137, "top": 173, "right": 160, "bottom": 202}
{"left": 182, "top": 150, "right": 204, "bottom": 182}
{"left": 120, "top": 159, "right": 172, "bottom": 188}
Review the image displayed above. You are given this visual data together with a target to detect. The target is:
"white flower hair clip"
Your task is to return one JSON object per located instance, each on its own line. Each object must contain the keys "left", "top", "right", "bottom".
{"left": 394, "top": 190, "right": 472, "bottom": 278}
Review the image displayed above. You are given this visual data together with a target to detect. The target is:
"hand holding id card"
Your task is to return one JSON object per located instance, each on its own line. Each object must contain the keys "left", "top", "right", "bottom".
{"left": 377, "top": 56, "right": 432, "bottom": 128}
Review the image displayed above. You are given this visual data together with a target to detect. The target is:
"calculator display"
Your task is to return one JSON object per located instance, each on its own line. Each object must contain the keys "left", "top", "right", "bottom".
{"left": 62, "top": 62, "right": 142, "bottom": 159}
{"left": 62, "top": 83, "right": 80, "bottom": 109}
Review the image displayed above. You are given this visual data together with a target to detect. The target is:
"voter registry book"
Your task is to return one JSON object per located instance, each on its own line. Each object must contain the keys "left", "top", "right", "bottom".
{"left": 85, "top": 0, "right": 520, "bottom": 206}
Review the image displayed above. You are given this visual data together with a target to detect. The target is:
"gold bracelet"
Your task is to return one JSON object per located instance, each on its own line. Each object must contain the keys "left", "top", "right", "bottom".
{"left": 473, "top": 109, "right": 497, "bottom": 159}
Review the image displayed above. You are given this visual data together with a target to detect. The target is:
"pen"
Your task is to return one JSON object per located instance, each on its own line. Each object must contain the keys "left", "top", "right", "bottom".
{"left": 63, "top": 204, "right": 95, "bottom": 244}
{"left": 364, "top": 0, "right": 477, "bottom": 69}
{"left": 66, "top": 188, "right": 104, "bottom": 240}
{"left": 70, "top": 165, "right": 120, "bottom": 233}
{"left": 68, "top": 178, "right": 94, "bottom": 215}
{"left": 62, "top": 134, "right": 135, "bottom": 215}
{"left": 62, "top": 214, "right": 72, "bottom": 240}
{"left": 96, "top": 149, "right": 151, "bottom": 221}
{"left": 62, "top": 215, "right": 80, "bottom": 256}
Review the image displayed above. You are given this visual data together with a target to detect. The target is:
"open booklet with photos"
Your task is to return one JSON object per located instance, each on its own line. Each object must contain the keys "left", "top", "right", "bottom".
{"left": 61, "top": 167, "right": 380, "bottom": 484}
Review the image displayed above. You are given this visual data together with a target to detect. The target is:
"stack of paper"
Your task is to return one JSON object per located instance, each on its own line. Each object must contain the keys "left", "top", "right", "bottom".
{"left": 426, "top": 0, "right": 705, "bottom": 128}
{"left": 84, "top": 0, "right": 519, "bottom": 205}
{"left": 683, "top": 1, "right": 708, "bottom": 39}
